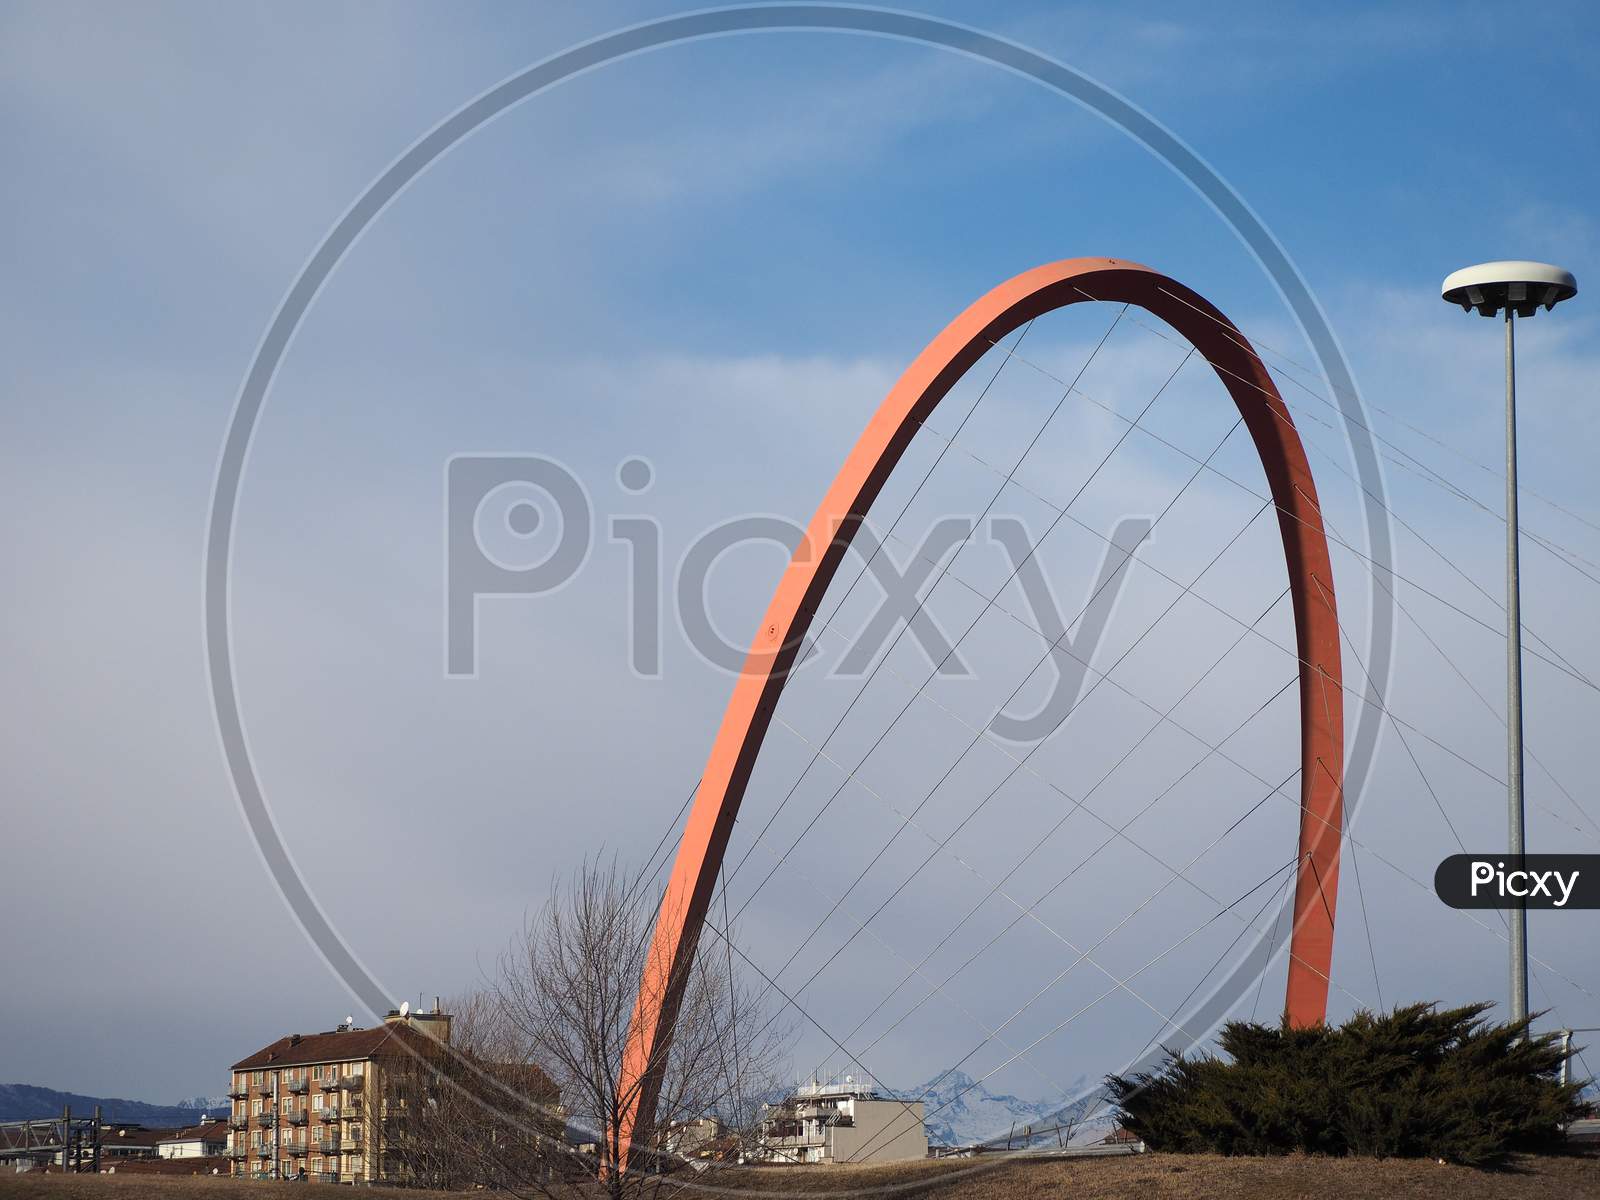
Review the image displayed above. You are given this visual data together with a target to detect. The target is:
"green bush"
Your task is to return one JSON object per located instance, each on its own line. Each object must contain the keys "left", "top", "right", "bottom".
{"left": 1106, "top": 1003, "right": 1585, "bottom": 1166}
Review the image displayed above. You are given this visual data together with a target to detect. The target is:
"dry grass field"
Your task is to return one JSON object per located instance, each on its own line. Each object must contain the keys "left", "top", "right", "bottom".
{"left": 3, "top": 1149, "right": 1599, "bottom": 1200}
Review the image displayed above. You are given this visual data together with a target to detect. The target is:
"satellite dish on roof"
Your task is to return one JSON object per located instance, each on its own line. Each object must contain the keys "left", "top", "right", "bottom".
{"left": 345, "top": 1015, "right": 353, "bottom": 1027}
{"left": 399, "top": 1000, "right": 410, "bottom": 1018}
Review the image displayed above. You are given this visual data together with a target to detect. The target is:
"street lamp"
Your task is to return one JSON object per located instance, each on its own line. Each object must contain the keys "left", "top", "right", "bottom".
{"left": 1440, "top": 260, "right": 1578, "bottom": 1029}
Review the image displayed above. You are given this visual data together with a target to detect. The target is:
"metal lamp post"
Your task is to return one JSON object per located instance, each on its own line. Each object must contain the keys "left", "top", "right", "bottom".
{"left": 1440, "top": 260, "right": 1578, "bottom": 1028}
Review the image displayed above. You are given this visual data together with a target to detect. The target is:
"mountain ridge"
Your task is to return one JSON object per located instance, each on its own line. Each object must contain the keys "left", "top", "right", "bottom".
{"left": 0, "top": 1084, "right": 225, "bottom": 1126}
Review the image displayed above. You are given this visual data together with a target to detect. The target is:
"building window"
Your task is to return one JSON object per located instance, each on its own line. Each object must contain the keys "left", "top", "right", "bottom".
{"left": 251, "top": 1071, "right": 264, "bottom": 1086}
{"left": 312, "top": 1093, "right": 322, "bottom": 1111}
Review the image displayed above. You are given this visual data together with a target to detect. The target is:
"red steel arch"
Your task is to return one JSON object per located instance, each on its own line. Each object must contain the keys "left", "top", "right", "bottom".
{"left": 618, "top": 258, "right": 1343, "bottom": 1159}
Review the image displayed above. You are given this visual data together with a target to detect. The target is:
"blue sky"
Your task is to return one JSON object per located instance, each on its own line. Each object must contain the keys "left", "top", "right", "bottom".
{"left": 3, "top": 1, "right": 1599, "bottom": 1106}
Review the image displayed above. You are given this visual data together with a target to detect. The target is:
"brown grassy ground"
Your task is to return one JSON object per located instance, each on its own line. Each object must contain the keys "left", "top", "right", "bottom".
{"left": 686, "top": 1149, "right": 1600, "bottom": 1198}
{"left": 3, "top": 1150, "right": 1597, "bottom": 1200}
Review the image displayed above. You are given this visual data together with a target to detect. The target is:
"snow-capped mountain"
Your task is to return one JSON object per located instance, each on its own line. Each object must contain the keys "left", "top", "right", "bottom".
{"left": 175, "top": 1094, "right": 230, "bottom": 1114}
{"left": 906, "top": 1069, "right": 1117, "bottom": 1148}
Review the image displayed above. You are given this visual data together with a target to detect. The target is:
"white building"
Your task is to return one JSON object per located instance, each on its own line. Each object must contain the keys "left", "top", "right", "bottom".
{"left": 158, "top": 1119, "right": 229, "bottom": 1159}
{"left": 757, "top": 1080, "right": 926, "bottom": 1165}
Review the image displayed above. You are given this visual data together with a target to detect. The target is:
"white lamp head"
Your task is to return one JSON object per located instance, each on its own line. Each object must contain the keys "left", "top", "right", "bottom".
{"left": 1442, "top": 261, "right": 1577, "bottom": 318}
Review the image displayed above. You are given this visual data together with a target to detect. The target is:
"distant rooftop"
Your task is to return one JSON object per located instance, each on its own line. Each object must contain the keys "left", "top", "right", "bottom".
{"left": 792, "top": 1079, "right": 883, "bottom": 1100}
{"left": 230, "top": 1021, "right": 436, "bottom": 1071}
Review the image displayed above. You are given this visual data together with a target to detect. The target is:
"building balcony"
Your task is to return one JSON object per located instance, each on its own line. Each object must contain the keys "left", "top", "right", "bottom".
{"left": 229, "top": 1115, "right": 249, "bottom": 1131}
{"left": 288, "top": 1110, "right": 309, "bottom": 1126}
{"left": 227, "top": 1087, "right": 248, "bottom": 1101}
{"left": 761, "top": 1126, "right": 828, "bottom": 1149}
{"left": 318, "top": 1105, "right": 340, "bottom": 1122}
{"left": 338, "top": 1074, "right": 365, "bottom": 1090}
{"left": 257, "top": 1112, "right": 277, "bottom": 1126}
{"left": 316, "top": 1138, "right": 340, "bottom": 1155}
{"left": 228, "top": 1146, "right": 248, "bottom": 1159}
{"left": 287, "top": 1144, "right": 309, "bottom": 1158}
{"left": 287, "top": 1077, "right": 309, "bottom": 1095}
{"left": 311, "top": 1173, "right": 337, "bottom": 1185}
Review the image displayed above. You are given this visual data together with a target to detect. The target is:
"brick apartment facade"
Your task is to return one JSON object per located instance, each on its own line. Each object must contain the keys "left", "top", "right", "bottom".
{"left": 227, "top": 1008, "right": 449, "bottom": 1184}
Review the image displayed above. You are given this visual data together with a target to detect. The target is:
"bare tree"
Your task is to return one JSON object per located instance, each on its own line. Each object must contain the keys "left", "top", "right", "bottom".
{"left": 380, "top": 858, "right": 786, "bottom": 1198}
{"left": 493, "top": 857, "right": 788, "bottom": 1198}
{"left": 380, "top": 992, "right": 565, "bottom": 1191}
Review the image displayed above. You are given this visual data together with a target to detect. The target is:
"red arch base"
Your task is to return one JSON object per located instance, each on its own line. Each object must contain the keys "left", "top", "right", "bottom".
{"left": 617, "top": 258, "right": 1344, "bottom": 1163}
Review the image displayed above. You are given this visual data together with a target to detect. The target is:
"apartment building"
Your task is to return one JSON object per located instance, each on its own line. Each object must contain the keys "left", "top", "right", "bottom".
{"left": 757, "top": 1080, "right": 927, "bottom": 1164}
{"left": 227, "top": 1006, "right": 450, "bottom": 1184}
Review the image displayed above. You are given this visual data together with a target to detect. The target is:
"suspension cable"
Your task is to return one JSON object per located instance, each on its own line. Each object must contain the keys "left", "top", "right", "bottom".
{"left": 737, "top": 421, "right": 1374, "bottom": 1090}
{"left": 801, "top": 589, "right": 1297, "bottom": 1058}
{"left": 1088, "top": 296, "right": 1598, "bottom": 685}
{"left": 716, "top": 483, "right": 1337, "bottom": 1107}
{"left": 841, "top": 855, "right": 1306, "bottom": 1163}
{"left": 1041, "top": 292, "right": 1599, "bottom": 684}
{"left": 791, "top": 430, "right": 1597, "bottom": 1008}
{"left": 723, "top": 310, "right": 1126, "bottom": 893}
{"left": 905, "top": 412, "right": 1514, "bottom": 793}
{"left": 754, "top": 498, "right": 1284, "bottom": 1010}
{"left": 732, "top": 395, "right": 1238, "bottom": 996}
{"left": 1063, "top": 857, "right": 1309, "bottom": 1141}
{"left": 1311, "top": 526, "right": 1600, "bottom": 845}
{"left": 1147, "top": 281, "right": 1600, "bottom": 540}
{"left": 1346, "top": 817, "right": 1384, "bottom": 1012}
{"left": 726, "top": 309, "right": 1151, "bottom": 916}
{"left": 1250, "top": 868, "right": 1296, "bottom": 1022}
{"left": 822, "top": 443, "right": 1600, "bottom": 1005}
{"left": 718, "top": 780, "right": 1084, "bottom": 1102}
{"left": 723, "top": 320, "right": 1043, "bottom": 891}
{"left": 988, "top": 321, "right": 1597, "bottom": 693}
